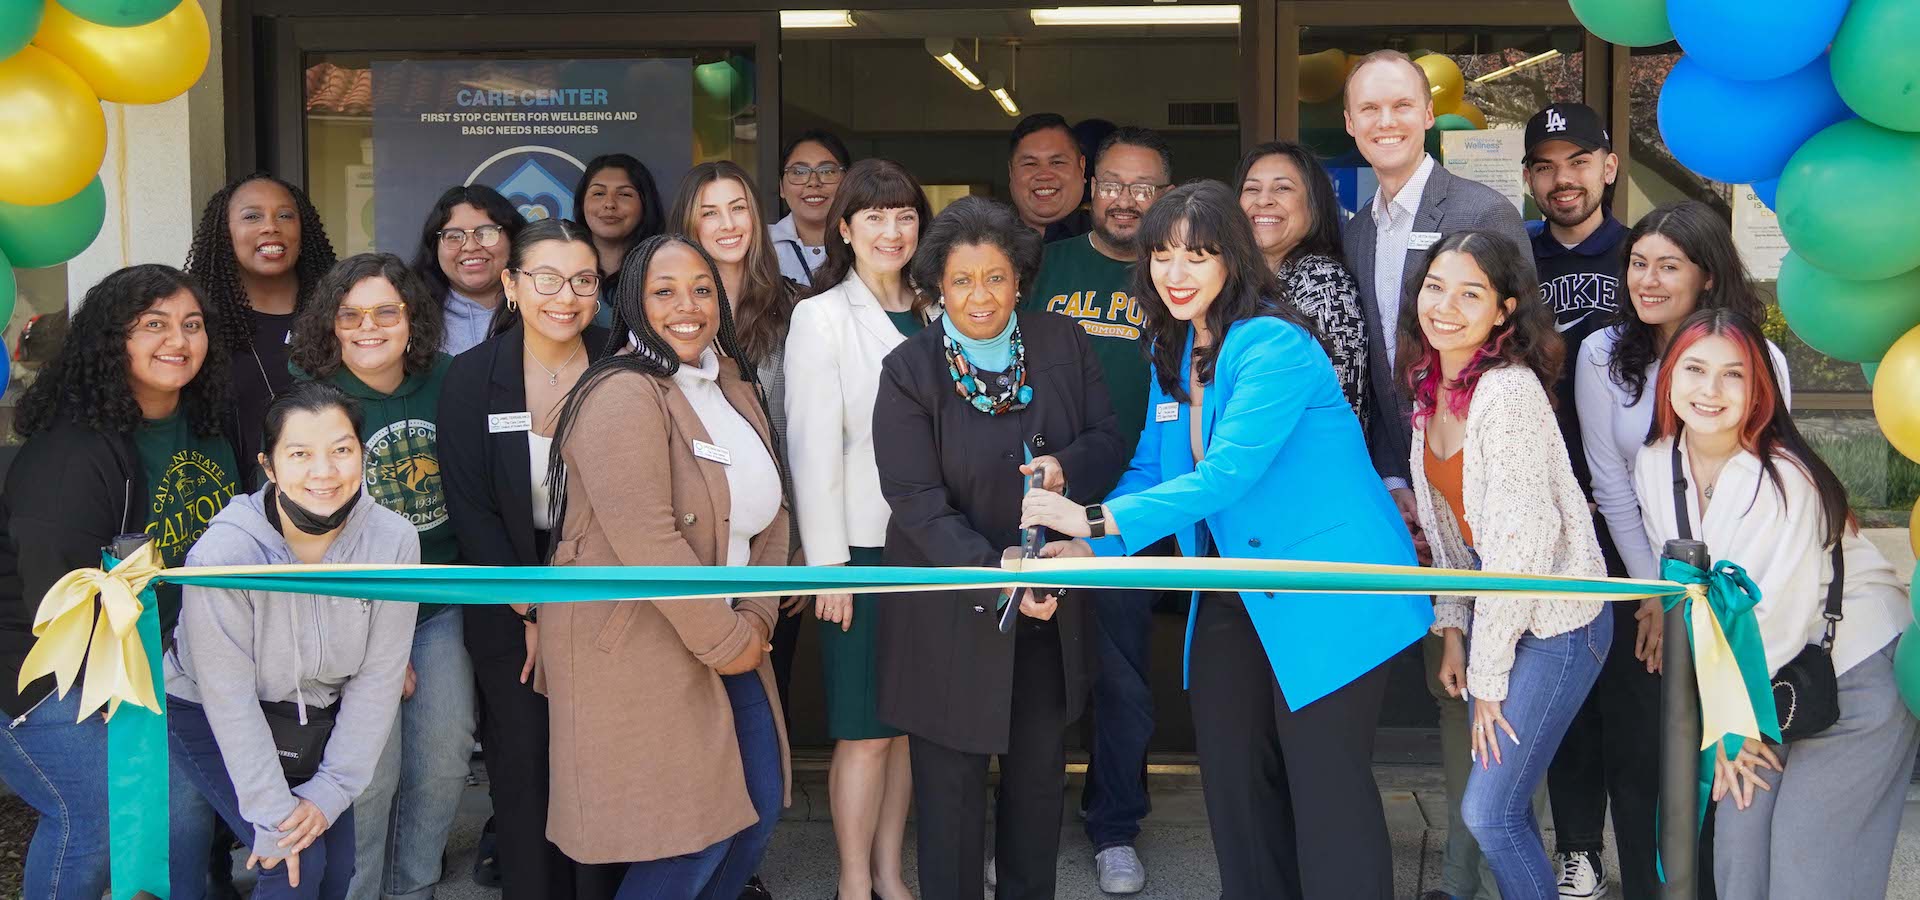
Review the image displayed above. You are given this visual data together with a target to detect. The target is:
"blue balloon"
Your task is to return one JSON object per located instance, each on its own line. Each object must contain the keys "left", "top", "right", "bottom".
{"left": 1751, "top": 178, "right": 1779, "bottom": 210}
{"left": 1669, "top": 0, "right": 1851, "bottom": 82}
{"left": 1658, "top": 55, "right": 1851, "bottom": 186}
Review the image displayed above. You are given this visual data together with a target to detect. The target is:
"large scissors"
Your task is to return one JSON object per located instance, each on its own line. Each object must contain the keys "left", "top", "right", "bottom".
{"left": 1000, "top": 443, "right": 1047, "bottom": 633}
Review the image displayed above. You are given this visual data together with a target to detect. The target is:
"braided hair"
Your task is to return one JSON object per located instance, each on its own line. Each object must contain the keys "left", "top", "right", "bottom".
{"left": 542, "top": 234, "right": 781, "bottom": 549}
{"left": 184, "top": 173, "right": 338, "bottom": 355}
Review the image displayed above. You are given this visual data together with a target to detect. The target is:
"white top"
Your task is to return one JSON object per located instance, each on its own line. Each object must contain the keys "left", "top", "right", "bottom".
{"left": 769, "top": 213, "right": 828, "bottom": 287}
{"left": 1634, "top": 435, "right": 1910, "bottom": 678}
{"left": 782, "top": 273, "right": 912, "bottom": 565}
{"left": 1370, "top": 153, "right": 1436, "bottom": 372}
{"left": 1575, "top": 325, "right": 1793, "bottom": 580}
{"left": 672, "top": 349, "right": 781, "bottom": 568}
{"left": 1412, "top": 365, "right": 1606, "bottom": 702}
{"left": 528, "top": 431, "right": 555, "bottom": 532}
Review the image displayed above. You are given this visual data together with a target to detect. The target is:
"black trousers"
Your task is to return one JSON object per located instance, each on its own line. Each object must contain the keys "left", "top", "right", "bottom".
{"left": 769, "top": 601, "right": 804, "bottom": 722}
{"left": 467, "top": 604, "right": 617, "bottom": 900}
{"left": 1547, "top": 555, "right": 1663, "bottom": 897}
{"left": 1188, "top": 592, "right": 1394, "bottom": 900}
{"left": 908, "top": 626, "right": 1069, "bottom": 900}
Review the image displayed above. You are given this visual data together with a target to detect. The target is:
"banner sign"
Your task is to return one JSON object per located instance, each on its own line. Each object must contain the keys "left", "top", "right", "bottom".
{"left": 372, "top": 58, "right": 692, "bottom": 253}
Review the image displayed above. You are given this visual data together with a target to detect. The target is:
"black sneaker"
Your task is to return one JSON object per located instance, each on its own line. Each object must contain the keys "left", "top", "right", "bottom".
{"left": 738, "top": 874, "right": 773, "bottom": 899}
{"left": 472, "top": 817, "right": 500, "bottom": 888}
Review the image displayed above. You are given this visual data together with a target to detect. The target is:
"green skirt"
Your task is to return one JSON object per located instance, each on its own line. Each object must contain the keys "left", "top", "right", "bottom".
{"left": 818, "top": 546, "right": 903, "bottom": 740}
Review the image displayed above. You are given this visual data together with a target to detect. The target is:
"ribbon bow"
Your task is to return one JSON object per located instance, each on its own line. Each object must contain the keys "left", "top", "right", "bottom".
{"left": 16, "top": 542, "right": 165, "bottom": 722}
{"left": 1661, "top": 556, "right": 1781, "bottom": 833}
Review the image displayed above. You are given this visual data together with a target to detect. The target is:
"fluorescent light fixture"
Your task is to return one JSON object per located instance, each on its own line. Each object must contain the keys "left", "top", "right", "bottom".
{"left": 925, "top": 38, "right": 984, "bottom": 90}
{"left": 990, "top": 87, "right": 1021, "bottom": 116}
{"left": 781, "top": 10, "right": 855, "bottom": 29}
{"left": 1029, "top": 5, "right": 1239, "bottom": 26}
{"left": 1474, "top": 49, "right": 1563, "bottom": 84}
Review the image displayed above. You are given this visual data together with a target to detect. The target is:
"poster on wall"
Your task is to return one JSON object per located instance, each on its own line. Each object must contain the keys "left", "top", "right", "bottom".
{"left": 372, "top": 58, "right": 693, "bottom": 255}
{"left": 1732, "top": 184, "right": 1788, "bottom": 281}
{"left": 1441, "top": 129, "right": 1527, "bottom": 215}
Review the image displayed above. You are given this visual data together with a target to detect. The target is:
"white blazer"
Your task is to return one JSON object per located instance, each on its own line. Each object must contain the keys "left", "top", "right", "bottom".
{"left": 783, "top": 273, "right": 920, "bottom": 565}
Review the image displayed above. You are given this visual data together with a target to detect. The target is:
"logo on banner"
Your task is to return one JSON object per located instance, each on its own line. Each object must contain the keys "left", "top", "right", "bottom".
{"left": 467, "top": 145, "right": 587, "bottom": 225}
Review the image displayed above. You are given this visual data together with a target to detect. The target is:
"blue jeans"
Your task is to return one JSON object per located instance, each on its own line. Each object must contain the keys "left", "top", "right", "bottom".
{"left": 1461, "top": 609, "right": 1612, "bottom": 900}
{"left": 616, "top": 673, "right": 782, "bottom": 900}
{"left": 348, "top": 606, "right": 477, "bottom": 900}
{"left": 167, "top": 729, "right": 227, "bottom": 900}
{"left": 1082, "top": 584, "right": 1155, "bottom": 849}
{"left": 0, "top": 689, "right": 110, "bottom": 900}
{"left": 168, "top": 697, "right": 357, "bottom": 899}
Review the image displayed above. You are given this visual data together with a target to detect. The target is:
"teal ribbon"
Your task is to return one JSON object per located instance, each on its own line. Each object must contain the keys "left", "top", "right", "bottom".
{"left": 1657, "top": 557, "right": 1780, "bottom": 881}
{"left": 103, "top": 550, "right": 167, "bottom": 899}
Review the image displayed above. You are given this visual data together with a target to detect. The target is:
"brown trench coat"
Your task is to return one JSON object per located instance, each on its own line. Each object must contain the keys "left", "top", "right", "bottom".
{"left": 538, "top": 357, "right": 793, "bottom": 864}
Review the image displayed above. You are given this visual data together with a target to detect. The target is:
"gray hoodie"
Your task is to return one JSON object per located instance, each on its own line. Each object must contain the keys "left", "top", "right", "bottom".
{"left": 164, "top": 487, "right": 420, "bottom": 859}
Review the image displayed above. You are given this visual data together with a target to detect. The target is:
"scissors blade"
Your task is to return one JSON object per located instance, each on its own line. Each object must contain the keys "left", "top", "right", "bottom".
{"left": 1003, "top": 442, "right": 1046, "bottom": 632}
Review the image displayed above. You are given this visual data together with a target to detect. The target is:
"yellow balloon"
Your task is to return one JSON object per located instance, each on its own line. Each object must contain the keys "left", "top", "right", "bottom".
{"left": 0, "top": 46, "right": 105, "bottom": 207}
{"left": 1449, "top": 100, "right": 1488, "bottom": 129}
{"left": 1299, "top": 48, "right": 1348, "bottom": 104}
{"left": 1874, "top": 324, "right": 1920, "bottom": 463}
{"left": 33, "top": 0, "right": 209, "bottom": 106}
{"left": 1910, "top": 497, "right": 1919, "bottom": 558}
{"left": 1416, "top": 54, "right": 1465, "bottom": 113}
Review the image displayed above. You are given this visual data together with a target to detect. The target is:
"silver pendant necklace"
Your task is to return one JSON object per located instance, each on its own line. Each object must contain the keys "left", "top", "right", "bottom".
{"left": 530, "top": 343, "right": 583, "bottom": 386}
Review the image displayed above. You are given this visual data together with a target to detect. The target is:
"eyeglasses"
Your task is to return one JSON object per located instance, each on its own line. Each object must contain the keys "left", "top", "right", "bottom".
{"left": 436, "top": 225, "right": 505, "bottom": 248}
{"left": 514, "top": 270, "right": 601, "bottom": 296}
{"left": 1093, "top": 181, "right": 1167, "bottom": 203}
{"left": 335, "top": 303, "right": 408, "bottom": 329}
{"left": 783, "top": 163, "right": 845, "bottom": 186}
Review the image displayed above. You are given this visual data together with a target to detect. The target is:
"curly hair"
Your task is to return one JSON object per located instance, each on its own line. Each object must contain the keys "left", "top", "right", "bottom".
{"left": 1606, "top": 200, "right": 1766, "bottom": 404}
{"left": 184, "top": 173, "right": 338, "bottom": 355}
{"left": 15, "top": 264, "right": 230, "bottom": 439}
{"left": 908, "top": 196, "right": 1043, "bottom": 302}
{"left": 288, "top": 253, "right": 445, "bottom": 380}
{"left": 1393, "top": 230, "right": 1564, "bottom": 428}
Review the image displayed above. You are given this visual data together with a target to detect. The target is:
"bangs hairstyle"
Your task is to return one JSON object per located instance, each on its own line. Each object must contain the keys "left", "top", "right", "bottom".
{"left": 1231, "top": 141, "right": 1347, "bottom": 266}
{"left": 487, "top": 217, "right": 599, "bottom": 338}
{"left": 547, "top": 233, "right": 784, "bottom": 549}
{"left": 807, "top": 158, "right": 934, "bottom": 313}
{"left": 1608, "top": 200, "right": 1764, "bottom": 404}
{"left": 571, "top": 153, "right": 666, "bottom": 262}
{"left": 908, "top": 196, "right": 1043, "bottom": 302}
{"left": 16, "top": 264, "right": 229, "bottom": 439}
{"left": 1394, "top": 230, "right": 1563, "bottom": 428}
{"left": 410, "top": 184, "right": 528, "bottom": 303}
{"left": 290, "top": 252, "right": 444, "bottom": 380}
{"left": 1648, "top": 308, "right": 1853, "bottom": 547}
{"left": 185, "top": 172, "right": 338, "bottom": 354}
{"left": 1132, "top": 179, "right": 1316, "bottom": 402}
{"left": 669, "top": 161, "right": 795, "bottom": 367}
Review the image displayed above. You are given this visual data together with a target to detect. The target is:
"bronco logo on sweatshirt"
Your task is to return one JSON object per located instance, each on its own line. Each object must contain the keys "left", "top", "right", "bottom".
{"left": 363, "top": 418, "right": 447, "bottom": 530}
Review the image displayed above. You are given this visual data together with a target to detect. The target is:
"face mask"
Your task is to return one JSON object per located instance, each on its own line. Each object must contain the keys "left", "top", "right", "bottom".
{"left": 266, "top": 484, "right": 359, "bottom": 536}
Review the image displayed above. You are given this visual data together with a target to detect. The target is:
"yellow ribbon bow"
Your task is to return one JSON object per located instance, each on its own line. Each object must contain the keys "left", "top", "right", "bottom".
{"left": 1686, "top": 582, "right": 1763, "bottom": 751}
{"left": 16, "top": 542, "right": 165, "bottom": 722}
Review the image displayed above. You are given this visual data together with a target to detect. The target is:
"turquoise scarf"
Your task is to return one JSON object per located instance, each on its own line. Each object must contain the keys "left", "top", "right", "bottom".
{"left": 940, "top": 312, "right": 1017, "bottom": 371}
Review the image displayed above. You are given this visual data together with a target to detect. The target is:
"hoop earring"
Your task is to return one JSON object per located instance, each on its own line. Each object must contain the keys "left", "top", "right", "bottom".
{"left": 506, "top": 297, "right": 518, "bottom": 312}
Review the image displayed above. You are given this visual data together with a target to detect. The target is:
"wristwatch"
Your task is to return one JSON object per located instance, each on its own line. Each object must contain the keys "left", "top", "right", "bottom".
{"left": 1085, "top": 504, "right": 1107, "bottom": 539}
{"left": 517, "top": 605, "right": 539, "bottom": 625}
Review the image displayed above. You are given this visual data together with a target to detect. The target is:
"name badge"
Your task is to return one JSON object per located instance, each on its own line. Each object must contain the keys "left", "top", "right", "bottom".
{"left": 692, "top": 440, "right": 732, "bottom": 465}
{"left": 1408, "top": 231, "right": 1443, "bottom": 251}
{"left": 488, "top": 412, "right": 532, "bottom": 434}
{"left": 1154, "top": 401, "right": 1180, "bottom": 423}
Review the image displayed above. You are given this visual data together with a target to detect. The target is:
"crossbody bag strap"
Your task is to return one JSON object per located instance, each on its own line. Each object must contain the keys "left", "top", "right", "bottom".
{"left": 1821, "top": 539, "right": 1844, "bottom": 651}
{"left": 1670, "top": 436, "right": 1692, "bottom": 542}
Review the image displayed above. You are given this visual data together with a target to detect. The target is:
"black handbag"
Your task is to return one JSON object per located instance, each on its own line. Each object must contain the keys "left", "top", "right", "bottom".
{"left": 1671, "top": 438, "right": 1842, "bottom": 742}
{"left": 258, "top": 699, "right": 339, "bottom": 785}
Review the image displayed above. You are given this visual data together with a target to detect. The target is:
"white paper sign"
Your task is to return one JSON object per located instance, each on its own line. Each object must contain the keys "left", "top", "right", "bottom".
{"left": 1441, "top": 129, "right": 1527, "bottom": 216}
{"left": 1732, "top": 185, "right": 1789, "bottom": 281}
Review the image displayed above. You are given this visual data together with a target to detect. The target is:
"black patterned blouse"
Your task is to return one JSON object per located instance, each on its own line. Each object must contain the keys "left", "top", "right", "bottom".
{"left": 1275, "top": 252, "right": 1369, "bottom": 431}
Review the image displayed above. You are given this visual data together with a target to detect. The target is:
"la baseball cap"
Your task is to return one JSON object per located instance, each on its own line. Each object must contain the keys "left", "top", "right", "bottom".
{"left": 1524, "top": 103, "right": 1610, "bottom": 161}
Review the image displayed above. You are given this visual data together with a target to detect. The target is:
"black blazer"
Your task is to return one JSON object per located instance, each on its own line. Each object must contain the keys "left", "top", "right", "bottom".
{"left": 871, "top": 312, "right": 1125, "bottom": 754}
{"left": 438, "top": 323, "right": 611, "bottom": 570}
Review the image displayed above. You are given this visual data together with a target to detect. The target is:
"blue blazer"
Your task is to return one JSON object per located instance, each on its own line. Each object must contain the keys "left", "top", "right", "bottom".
{"left": 1088, "top": 315, "right": 1432, "bottom": 707}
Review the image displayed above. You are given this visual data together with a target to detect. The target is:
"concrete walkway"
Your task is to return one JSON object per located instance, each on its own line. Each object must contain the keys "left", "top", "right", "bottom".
{"left": 288, "top": 763, "right": 1920, "bottom": 900}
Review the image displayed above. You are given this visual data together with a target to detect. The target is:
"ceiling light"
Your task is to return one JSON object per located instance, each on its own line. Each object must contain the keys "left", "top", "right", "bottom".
{"left": 1029, "top": 5, "right": 1239, "bottom": 26}
{"left": 780, "top": 10, "right": 855, "bottom": 29}
{"left": 925, "top": 38, "right": 984, "bottom": 90}
{"left": 1474, "top": 49, "right": 1563, "bottom": 84}
{"left": 985, "top": 72, "right": 1020, "bottom": 117}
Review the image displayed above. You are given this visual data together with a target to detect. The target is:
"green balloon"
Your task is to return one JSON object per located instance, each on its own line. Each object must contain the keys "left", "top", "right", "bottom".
{"left": 0, "top": 246, "right": 15, "bottom": 327}
{"left": 1864, "top": 362, "right": 1880, "bottom": 384}
{"left": 52, "top": 0, "right": 177, "bottom": 27}
{"left": 1777, "top": 253, "right": 1920, "bottom": 363}
{"left": 1569, "top": 0, "right": 1674, "bottom": 47}
{"left": 0, "top": 0, "right": 43, "bottom": 59}
{"left": 1777, "top": 118, "right": 1920, "bottom": 281}
{"left": 1435, "top": 114, "right": 1476, "bottom": 132}
{"left": 1896, "top": 620, "right": 1920, "bottom": 721}
{"left": 0, "top": 177, "right": 105, "bottom": 269}
{"left": 1832, "top": 0, "right": 1920, "bottom": 134}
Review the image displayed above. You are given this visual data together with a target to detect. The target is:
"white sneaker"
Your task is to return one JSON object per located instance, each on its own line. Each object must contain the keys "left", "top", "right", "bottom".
{"left": 1555, "top": 849, "right": 1604, "bottom": 899}
{"left": 1094, "top": 845, "right": 1146, "bottom": 894}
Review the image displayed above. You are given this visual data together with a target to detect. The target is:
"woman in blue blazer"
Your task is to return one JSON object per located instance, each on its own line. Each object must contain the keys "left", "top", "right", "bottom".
{"left": 1023, "top": 180, "right": 1432, "bottom": 900}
